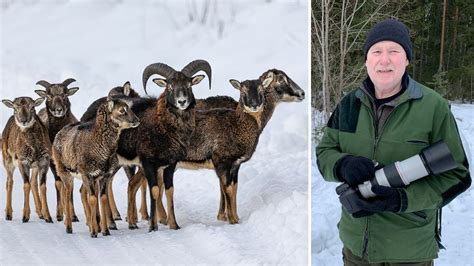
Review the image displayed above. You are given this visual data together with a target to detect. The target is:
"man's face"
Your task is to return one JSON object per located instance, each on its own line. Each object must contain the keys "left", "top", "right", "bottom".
{"left": 366, "top": 41, "right": 409, "bottom": 96}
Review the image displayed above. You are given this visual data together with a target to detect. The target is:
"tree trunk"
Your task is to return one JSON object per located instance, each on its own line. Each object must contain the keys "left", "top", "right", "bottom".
{"left": 439, "top": 0, "right": 447, "bottom": 72}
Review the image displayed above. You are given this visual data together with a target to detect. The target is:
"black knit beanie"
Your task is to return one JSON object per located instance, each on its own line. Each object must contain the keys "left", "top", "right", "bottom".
{"left": 363, "top": 19, "right": 412, "bottom": 61}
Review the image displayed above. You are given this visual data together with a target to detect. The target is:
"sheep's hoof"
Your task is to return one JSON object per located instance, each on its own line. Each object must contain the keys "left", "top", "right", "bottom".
{"left": 217, "top": 214, "right": 227, "bottom": 222}
{"left": 169, "top": 224, "right": 180, "bottom": 230}
{"left": 22, "top": 216, "right": 29, "bottom": 223}
{"left": 45, "top": 217, "right": 53, "bottom": 223}
{"left": 72, "top": 215, "right": 79, "bottom": 222}
{"left": 148, "top": 224, "right": 158, "bottom": 232}
{"left": 129, "top": 224, "right": 139, "bottom": 230}
{"left": 66, "top": 227, "right": 73, "bottom": 234}
{"left": 90, "top": 232, "right": 98, "bottom": 238}
{"left": 57, "top": 215, "right": 63, "bottom": 222}
{"left": 5, "top": 215, "right": 12, "bottom": 221}
{"left": 114, "top": 214, "right": 122, "bottom": 221}
{"left": 102, "top": 230, "right": 111, "bottom": 236}
{"left": 38, "top": 215, "right": 44, "bottom": 220}
{"left": 108, "top": 223, "right": 117, "bottom": 230}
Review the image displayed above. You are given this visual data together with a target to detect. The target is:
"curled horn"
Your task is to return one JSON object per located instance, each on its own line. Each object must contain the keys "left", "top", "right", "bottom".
{"left": 62, "top": 78, "right": 76, "bottom": 87}
{"left": 181, "top": 59, "right": 212, "bottom": 90}
{"left": 142, "top": 63, "right": 177, "bottom": 95}
{"left": 36, "top": 80, "right": 52, "bottom": 89}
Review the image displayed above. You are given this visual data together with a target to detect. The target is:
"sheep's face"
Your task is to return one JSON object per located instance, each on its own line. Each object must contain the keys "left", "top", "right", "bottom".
{"left": 230, "top": 79, "right": 264, "bottom": 113}
{"left": 153, "top": 72, "right": 204, "bottom": 111}
{"left": 35, "top": 85, "right": 79, "bottom": 118}
{"left": 108, "top": 100, "right": 140, "bottom": 129}
{"left": 260, "top": 69, "right": 305, "bottom": 102}
{"left": 2, "top": 97, "right": 44, "bottom": 130}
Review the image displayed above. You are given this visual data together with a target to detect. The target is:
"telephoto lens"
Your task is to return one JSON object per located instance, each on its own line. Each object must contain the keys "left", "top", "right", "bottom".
{"left": 358, "top": 141, "right": 456, "bottom": 198}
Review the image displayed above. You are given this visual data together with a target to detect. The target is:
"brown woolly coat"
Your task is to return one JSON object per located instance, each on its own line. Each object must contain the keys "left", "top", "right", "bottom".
{"left": 53, "top": 103, "right": 122, "bottom": 180}
{"left": 2, "top": 115, "right": 51, "bottom": 167}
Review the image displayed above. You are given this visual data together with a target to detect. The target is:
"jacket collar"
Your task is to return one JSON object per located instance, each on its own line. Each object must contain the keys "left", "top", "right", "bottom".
{"left": 356, "top": 73, "right": 422, "bottom": 107}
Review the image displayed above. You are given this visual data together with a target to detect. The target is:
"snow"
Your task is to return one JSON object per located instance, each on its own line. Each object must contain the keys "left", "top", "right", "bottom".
{"left": 312, "top": 105, "right": 474, "bottom": 265}
{"left": 0, "top": 0, "right": 309, "bottom": 265}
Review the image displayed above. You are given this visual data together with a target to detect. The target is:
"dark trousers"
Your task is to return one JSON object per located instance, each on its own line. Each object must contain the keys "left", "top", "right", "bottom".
{"left": 343, "top": 247, "right": 434, "bottom": 266}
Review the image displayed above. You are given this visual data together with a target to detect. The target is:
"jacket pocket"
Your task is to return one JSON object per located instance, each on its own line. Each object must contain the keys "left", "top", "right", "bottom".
{"left": 406, "top": 139, "right": 429, "bottom": 145}
{"left": 408, "top": 211, "right": 428, "bottom": 223}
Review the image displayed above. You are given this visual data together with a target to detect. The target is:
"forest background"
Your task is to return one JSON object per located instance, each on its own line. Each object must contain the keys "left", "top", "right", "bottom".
{"left": 311, "top": 0, "right": 473, "bottom": 124}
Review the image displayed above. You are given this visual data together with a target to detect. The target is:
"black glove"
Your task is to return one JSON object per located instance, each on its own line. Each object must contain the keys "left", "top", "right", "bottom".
{"left": 343, "top": 185, "right": 403, "bottom": 218}
{"left": 336, "top": 155, "right": 375, "bottom": 187}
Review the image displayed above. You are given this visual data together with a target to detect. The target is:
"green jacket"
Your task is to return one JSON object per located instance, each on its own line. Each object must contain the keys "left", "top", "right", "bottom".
{"left": 316, "top": 76, "right": 471, "bottom": 263}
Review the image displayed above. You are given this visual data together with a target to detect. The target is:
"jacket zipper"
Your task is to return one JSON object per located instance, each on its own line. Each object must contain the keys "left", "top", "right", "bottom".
{"left": 361, "top": 102, "right": 377, "bottom": 255}
{"left": 362, "top": 100, "right": 405, "bottom": 256}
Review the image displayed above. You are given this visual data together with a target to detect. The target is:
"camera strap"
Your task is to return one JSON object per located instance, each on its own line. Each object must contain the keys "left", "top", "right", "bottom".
{"left": 435, "top": 208, "right": 446, "bottom": 250}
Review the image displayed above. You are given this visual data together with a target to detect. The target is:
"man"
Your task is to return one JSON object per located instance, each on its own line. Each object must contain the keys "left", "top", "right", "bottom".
{"left": 316, "top": 19, "right": 471, "bottom": 265}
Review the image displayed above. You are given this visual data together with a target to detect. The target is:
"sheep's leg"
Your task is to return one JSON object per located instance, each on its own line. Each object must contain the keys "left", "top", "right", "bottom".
{"left": 70, "top": 182, "right": 79, "bottom": 222}
{"left": 30, "top": 168, "right": 43, "bottom": 219}
{"left": 140, "top": 177, "right": 150, "bottom": 221}
{"left": 79, "top": 184, "right": 90, "bottom": 226}
{"left": 127, "top": 169, "right": 143, "bottom": 229}
{"left": 38, "top": 159, "right": 52, "bottom": 223}
{"left": 18, "top": 163, "right": 31, "bottom": 223}
{"left": 106, "top": 167, "right": 121, "bottom": 221}
{"left": 4, "top": 160, "right": 14, "bottom": 221}
{"left": 85, "top": 177, "right": 98, "bottom": 238}
{"left": 224, "top": 183, "right": 238, "bottom": 224}
{"left": 107, "top": 178, "right": 121, "bottom": 221}
{"left": 156, "top": 169, "right": 167, "bottom": 225}
{"left": 104, "top": 169, "right": 117, "bottom": 230}
{"left": 217, "top": 164, "right": 238, "bottom": 224}
{"left": 62, "top": 176, "right": 74, "bottom": 233}
{"left": 99, "top": 178, "right": 110, "bottom": 236}
{"left": 163, "top": 164, "right": 180, "bottom": 230}
{"left": 124, "top": 166, "right": 135, "bottom": 223}
{"left": 217, "top": 177, "right": 227, "bottom": 221}
{"left": 50, "top": 161, "right": 64, "bottom": 222}
{"left": 142, "top": 160, "right": 160, "bottom": 232}
{"left": 94, "top": 181, "right": 101, "bottom": 233}
{"left": 229, "top": 164, "right": 240, "bottom": 222}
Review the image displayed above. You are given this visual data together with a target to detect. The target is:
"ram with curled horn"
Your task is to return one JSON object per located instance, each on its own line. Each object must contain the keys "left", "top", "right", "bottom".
{"left": 142, "top": 59, "right": 212, "bottom": 100}
{"left": 34, "top": 78, "right": 81, "bottom": 223}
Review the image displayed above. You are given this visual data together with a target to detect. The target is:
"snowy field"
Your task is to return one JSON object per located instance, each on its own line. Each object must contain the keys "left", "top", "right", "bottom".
{"left": 312, "top": 104, "right": 474, "bottom": 265}
{"left": 0, "top": 0, "right": 309, "bottom": 265}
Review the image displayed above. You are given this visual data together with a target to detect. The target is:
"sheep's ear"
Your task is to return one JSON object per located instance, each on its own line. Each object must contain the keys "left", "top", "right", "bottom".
{"left": 152, "top": 78, "right": 167, "bottom": 88}
{"left": 67, "top": 87, "right": 79, "bottom": 96}
{"left": 191, "top": 75, "right": 205, "bottom": 85}
{"left": 2, "top": 99, "right": 14, "bottom": 109}
{"left": 34, "top": 98, "right": 45, "bottom": 107}
{"left": 107, "top": 100, "right": 114, "bottom": 112}
{"left": 123, "top": 81, "right": 131, "bottom": 96}
{"left": 262, "top": 72, "right": 274, "bottom": 88}
{"left": 229, "top": 79, "right": 241, "bottom": 90}
{"left": 35, "top": 90, "right": 50, "bottom": 100}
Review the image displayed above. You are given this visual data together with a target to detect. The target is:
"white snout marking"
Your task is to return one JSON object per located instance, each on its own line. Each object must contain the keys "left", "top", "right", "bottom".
{"left": 15, "top": 118, "right": 35, "bottom": 130}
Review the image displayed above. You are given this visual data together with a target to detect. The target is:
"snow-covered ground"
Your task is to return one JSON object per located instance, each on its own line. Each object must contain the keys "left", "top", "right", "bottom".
{"left": 312, "top": 104, "right": 474, "bottom": 265}
{"left": 0, "top": 0, "right": 309, "bottom": 264}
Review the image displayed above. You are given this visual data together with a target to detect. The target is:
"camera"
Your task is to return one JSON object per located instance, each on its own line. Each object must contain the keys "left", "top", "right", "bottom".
{"left": 337, "top": 141, "right": 457, "bottom": 214}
